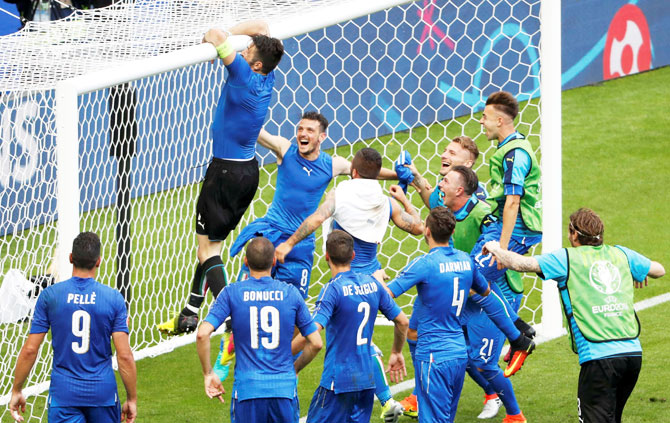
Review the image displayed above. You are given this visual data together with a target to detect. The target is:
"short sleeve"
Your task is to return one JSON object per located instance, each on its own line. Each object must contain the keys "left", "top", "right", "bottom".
{"left": 225, "top": 54, "right": 252, "bottom": 85}
{"left": 111, "top": 291, "right": 129, "bottom": 334}
{"left": 429, "top": 188, "right": 444, "bottom": 209}
{"left": 312, "top": 283, "right": 338, "bottom": 329}
{"left": 29, "top": 289, "right": 50, "bottom": 334}
{"left": 204, "top": 286, "right": 232, "bottom": 329}
{"left": 376, "top": 281, "right": 401, "bottom": 321}
{"left": 388, "top": 256, "right": 425, "bottom": 297}
{"left": 616, "top": 245, "right": 652, "bottom": 282}
{"left": 502, "top": 149, "right": 531, "bottom": 195}
{"left": 535, "top": 249, "right": 569, "bottom": 284}
{"left": 294, "top": 289, "right": 317, "bottom": 337}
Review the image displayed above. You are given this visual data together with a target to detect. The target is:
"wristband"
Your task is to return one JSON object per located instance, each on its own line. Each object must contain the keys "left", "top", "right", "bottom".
{"left": 216, "top": 40, "right": 234, "bottom": 59}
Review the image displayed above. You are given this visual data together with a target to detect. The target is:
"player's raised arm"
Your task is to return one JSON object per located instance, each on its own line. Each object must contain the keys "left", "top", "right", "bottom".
{"left": 112, "top": 331, "right": 137, "bottom": 423}
{"left": 257, "top": 128, "right": 291, "bottom": 162}
{"left": 276, "top": 190, "right": 336, "bottom": 263}
{"left": 389, "top": 185, "right": 424, "bottom": 235}
{"left": 483, "top": 240, "right": 541, "bottom": 273}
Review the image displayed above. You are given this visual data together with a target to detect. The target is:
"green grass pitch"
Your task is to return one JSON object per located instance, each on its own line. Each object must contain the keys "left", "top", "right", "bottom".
{"left": 2, "top": 65, "right": 669, "bottom": 422}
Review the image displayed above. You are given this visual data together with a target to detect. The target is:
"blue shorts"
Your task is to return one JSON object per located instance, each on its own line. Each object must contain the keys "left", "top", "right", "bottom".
{"left": 231, "top": 396, "right": 299, "bottom": 423}
{"left": 465, "top": 286, "right": 522, "bottom": 369}
{"left": 471, "top": 226, "right": 541, "bottom": 284}
{"left": 306, "top": 386, "right": 375, "bottom": 423}
{"left": 416, "top": 357, "right": 467, "bottom": 423}
{"left": 233, "top": 219, "right": 315, "bottom": 299}
{"left": 48, "top": 404, "right": 120, "bottom": 423}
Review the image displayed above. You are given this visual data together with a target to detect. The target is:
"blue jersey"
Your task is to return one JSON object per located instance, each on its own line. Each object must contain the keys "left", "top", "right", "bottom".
{"left": 388, "top": 247, "right": 488, "bottom": 362}
{"left": 211, "top": 54, "right": 276, "bottom": 160}
{"left": 313, "top": 271, "right": 401, "bottom": 393}
{"left": 204, "top": 276, "right": 317, "bottom": 401}
{"left": 265, "top": 144, "right": 333, "bottom": 233}
{"left": 30, "top": 277, "right": 128, "bottom": 407}
{"left": 536, "top": 246, "right": 651, "bottom": 365}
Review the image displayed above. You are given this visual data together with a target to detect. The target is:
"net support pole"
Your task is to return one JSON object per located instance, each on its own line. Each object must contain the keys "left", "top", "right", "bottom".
{"left": 539, "top": 0, "right": 565, "bottom": 340}
{"left": 54, "top": 81, "right": 81, "bottom": 281}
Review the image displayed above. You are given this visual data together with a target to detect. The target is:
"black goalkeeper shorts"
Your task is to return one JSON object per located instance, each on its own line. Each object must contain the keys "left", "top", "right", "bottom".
{"left": 577, "top": 355, "right": 642, "bottom": 423}
{"left": 196, "top": 157, "right": 259, "bottom": 241}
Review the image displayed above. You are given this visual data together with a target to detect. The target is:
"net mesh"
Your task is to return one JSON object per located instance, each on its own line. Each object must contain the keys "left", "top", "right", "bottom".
{"left": 0, "top": 0, "right": 544, "bottom": 419}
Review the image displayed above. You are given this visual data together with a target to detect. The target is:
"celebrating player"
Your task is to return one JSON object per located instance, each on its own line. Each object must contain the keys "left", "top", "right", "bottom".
{"left": 9, "top": 232, "right": 137, "bottom": 423}
{"left": 275, "top": 147, "right": 423, "bottom": 422}
{"left": 294, "top": 230, "right": 409, "bottom": 423}
{"left": 158, "top": 20, "right": 285, "bottom": 335}
{"left": 385, "top": 207, "right": 534, "bottom": 423}
{"left": 213, "top": 112, "right": 399, "bottom": 381}
{"left": 483, "top": 208, "right": 665, "bottom": 423}
{"left": 196, "top": 237, "right": 322, "bottom": 422}
{"left": 408, "top": 135, "right": 488, "bottom": 209}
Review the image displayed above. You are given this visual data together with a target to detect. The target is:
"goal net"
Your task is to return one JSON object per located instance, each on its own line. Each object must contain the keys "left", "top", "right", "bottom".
{"left": 0, "top": 0, "right": 561, "bottom": 419}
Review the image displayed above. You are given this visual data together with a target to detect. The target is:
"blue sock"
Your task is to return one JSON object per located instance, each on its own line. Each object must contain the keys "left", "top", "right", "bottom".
{"left": 490, "top": 281, "right": 520, "bottom": 321}
{"left": 372, "top": 348, "right": 392, "bottom": 405}
{"left": 407, "top": 339, "right": 418, "bottom": 396}
{"left": 481, "top": 367, "right": 521, "bottom": 415}
{"left": 466, "top": 363, "right": 495, "bottom": 395}
{"left": 471, "top": 291, "right": 521, "bottom": 341}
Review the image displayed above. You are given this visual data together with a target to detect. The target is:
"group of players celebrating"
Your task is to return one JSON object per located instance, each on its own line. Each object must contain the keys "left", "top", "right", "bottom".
{"left": 10, "top": 19, "right": 665, "bottom": 423}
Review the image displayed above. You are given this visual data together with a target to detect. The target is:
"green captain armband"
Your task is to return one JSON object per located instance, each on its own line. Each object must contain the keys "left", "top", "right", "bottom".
{"left": 216, "top": 40, "right": 234, "bottom": 59}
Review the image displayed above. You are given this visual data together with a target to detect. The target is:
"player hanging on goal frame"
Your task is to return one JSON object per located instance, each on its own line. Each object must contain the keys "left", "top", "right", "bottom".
{"left": 158, "top": 20, "right": 285, "bottom": 335}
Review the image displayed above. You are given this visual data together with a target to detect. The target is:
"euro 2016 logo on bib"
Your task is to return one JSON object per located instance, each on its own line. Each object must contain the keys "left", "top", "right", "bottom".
{"left": 589, "top": 261, "right": 622, "bottom": 295}
{"left": 603, "top": 5, "right": 652, "bottom": 80}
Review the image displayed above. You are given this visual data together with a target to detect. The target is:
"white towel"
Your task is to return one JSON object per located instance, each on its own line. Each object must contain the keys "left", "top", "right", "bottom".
{"left": 333, "top": 179, "right": 390, "bottom": 244}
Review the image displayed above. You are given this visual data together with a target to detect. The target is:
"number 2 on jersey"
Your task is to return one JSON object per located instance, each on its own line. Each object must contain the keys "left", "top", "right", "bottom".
{"left": 249, "top": 306, "right": 280, "bottom": 349}
{"left": 71, "top": 310, "right": 91, "bottom": 354}
{"left": 356, "top": 302, "right": 370, "bottom": 345}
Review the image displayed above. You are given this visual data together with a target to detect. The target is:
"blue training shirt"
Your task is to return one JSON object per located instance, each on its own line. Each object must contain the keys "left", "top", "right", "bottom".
{"left": 388, "top": 246, "right": 489, "bottom": 362}
{"left": 535, "top": 245, "right": 651, "bottom": 364}
{"left": 265, "top": 144, "right": 333, "bottom": 233}
{"left": 211, "top": 54, "right": 276, "bottom": 160}
{"left": 313, "top": 271, "right": 401, "bottom": 393}
{"left": 495, "top": 132, "right": 540, "bottom": 237}
{"left": 30, "top": 277, "right": 128, "bottom": 407}
{"left": 204, "top": 276, "right": 317, "bottom": 401}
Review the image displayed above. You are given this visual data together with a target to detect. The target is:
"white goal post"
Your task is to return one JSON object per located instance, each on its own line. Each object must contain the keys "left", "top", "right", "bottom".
{"left": 0, "top": 0, "right": 564, "bottom": 418}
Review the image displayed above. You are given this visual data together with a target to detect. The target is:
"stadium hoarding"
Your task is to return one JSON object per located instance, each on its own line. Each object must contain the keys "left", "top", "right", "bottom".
{"left": 0, "top": 0, "right": 668, "bottom": 236}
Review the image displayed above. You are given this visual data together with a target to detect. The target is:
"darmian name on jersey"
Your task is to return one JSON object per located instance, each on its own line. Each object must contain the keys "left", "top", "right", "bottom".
{"left": 439, "top": 260, "right": 472, "bottom": 273}
{"left": 342, "top": 281, "right": 378, "bottom": 297}
{"left": 67, "top": 292, "right": 97, "bottom": 304}
{"left": 242, "top": 290, "right": 284, "bottom": 302}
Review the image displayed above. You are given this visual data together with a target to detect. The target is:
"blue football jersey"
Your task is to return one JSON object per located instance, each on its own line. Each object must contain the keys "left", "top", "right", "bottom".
{"left": 387, "top": 246, "right": 488, "bottom": 362}
{"left": 265, "top": 144, "right": 333, "bottom": 233}
{"left": 30, "top": 277, "right": 128, "bottom": 407}
{"left": 204, "top": 276, "right": 317, "bottom": 401}
{"left": 313, "top": 271, "right": 401, "bottom": 393}
{"left": 211, "top": 54, "right": 276, "bottom": 160}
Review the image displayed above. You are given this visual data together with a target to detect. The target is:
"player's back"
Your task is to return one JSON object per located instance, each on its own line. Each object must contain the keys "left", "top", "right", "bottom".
{"left": 31, "top": 277, "right": 127, "bottom": 406}
{"left": 410, "top": 247, "right": 477, "bottom": 361}
{"left": 315, "top": 271, "right": 397, "bottom": 392}
{"left": 225, "top": 276, "right": 307, "bottom": 400}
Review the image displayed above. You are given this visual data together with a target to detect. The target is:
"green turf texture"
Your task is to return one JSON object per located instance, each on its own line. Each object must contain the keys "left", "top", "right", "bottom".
{"left": 124, "top": 66, "right": 670, "bottom": 423}
{"left": 2, "top": 65, "right": 669, "bottom": 422}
